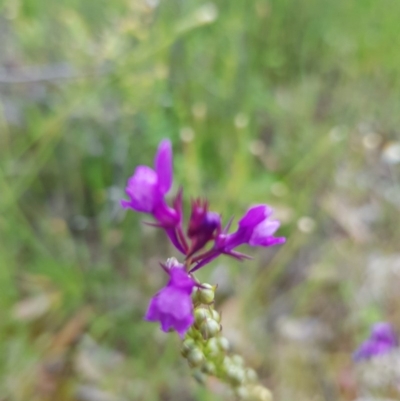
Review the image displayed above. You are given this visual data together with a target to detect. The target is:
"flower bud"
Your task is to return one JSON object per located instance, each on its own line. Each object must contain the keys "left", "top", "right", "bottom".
{"left": 201, "top": 361, "right": 216, "bottom": 375}
{"left": 211, "top": 309, "right": 221, "bottom": 322}
{"left": 248, "top": 385, "right": 273, "bottom": 401}
{"left": 187, "top": 348, "right": 205, "bottom": 368}
{"left": 232, "top": 354, "right": 244, "bottom": 366}
{"left": 235, "top": 386, "right": 250, "bottom": 399}
{"left": 194, "top": 307, "right": 211, "bottom": 327}
{"left": 217, "top": 336, "right": 230, "bottom": 352}
{"left": 245, "top": 368, "right": 258, "bottom": 383}
{"left": 186, "top": 325, "right": 202, "bottom": 341}
{"left": 197, "top": 283, "right": 215, "bottom": 304}
{"left": 204, "top": 337, "right": 220, "bottom": 357}
{"left": 192, "top": 369, "right": 207, "bottom": 384}
{"left": 200, "top": 318, "right": 221, "bottom": 339}
{"left": 192, "top": 288, "right": 200, "bottom": 304}
{"left": 181, "top": 338, "right": 196, "bottom": 357}
{"left": 225, "top": 365, "right": 245, "bottom": 386}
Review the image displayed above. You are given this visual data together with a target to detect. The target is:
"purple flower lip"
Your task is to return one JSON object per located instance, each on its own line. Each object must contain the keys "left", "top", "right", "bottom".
{"left": 121, "top": 140, "right": 187, "bottom": 253}
{"left": 223, "top": 204, "right": 286, "bottom": 251}
{"left": 189, "top": 204, "right": 285, "bottom": 273}
{"left": 144, "top": 261, "right": 197, "bottom": 338}
{"left": 353, "top": 322, "right": 398, "bottom": 361}
{"left": 121, "top": 139, "right": 179, "bottom": 225}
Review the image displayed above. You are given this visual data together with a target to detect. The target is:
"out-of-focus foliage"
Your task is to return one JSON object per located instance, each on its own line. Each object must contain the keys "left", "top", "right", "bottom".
{"left": 1, "top": 0, "right": 400, "bottom": 400}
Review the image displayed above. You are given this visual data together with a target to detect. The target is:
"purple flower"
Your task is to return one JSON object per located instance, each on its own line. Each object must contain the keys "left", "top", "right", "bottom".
{"left": 121, "top": 140, "right": 179, "bottom": 227}
{"left": 145, "top": 262, "right": 197, "bottom": 338}
{"left": 353, "top": 322, "right": 398, "bottom": 361}
{"left": 221, "top": 205, "right": 286, "bottom": 251}
{"left": 189, "top": 204, "right": 285, "bottom": 272}
{"left": 121, "top": 140, "right": 187, "bottom": 253}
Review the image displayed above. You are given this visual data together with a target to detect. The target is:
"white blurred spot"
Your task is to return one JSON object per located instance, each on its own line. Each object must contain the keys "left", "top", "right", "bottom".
{"left": 277, "top": 316, "right": 332, "bottom": 344}
{"left": 13, "top": 295, "right": 51, "bottom": 321}
{"left": 273, "top": 205, "right": 294, "bottom": 224}
{"left": 383, "top": 186, "right": 400, "bottom": 204}
{"left": 76, "top": 335, "right": 125, "bottom": 383}
{"left": 362, "top": 132, "right": 382, "bottom": 150}
{"left": 297, "top": 216, "right": 316, "bottom": 233}
{"left": 145, "top": 0, "right": 160, "bottom": 8}
{"left": 75, "top": 384, "right": 124, "bottom": 401}
{"left": 195, "top": 3, "right": 218, "bottom": 24}
{"left": 356, "top": 350, "right": 400, "bottom": 390}
{"left": 382, "top": 142, "right": 400, "bottom": 164}
{"left": 3, "top": 1, "right": 19, "bottom": 19}
{"left": 234, "top": 113, "right": 249, "bottom": 129}
{"left": 108, "top": 186, "right": 124, "bottom": 202}
{"left": 248, "top": 140, "right": 266, "bottom": 156}
{"left": 329, "top": 126, "right": 345, "bottom": 142}
{"left": 356, "top": 253, "right": 400, "bottom": 306}
{"left": 180, "top": 126, "right": 195, "bottom": 143}
{"left": 191, "top": 102, "right": 207, "bottom": 120}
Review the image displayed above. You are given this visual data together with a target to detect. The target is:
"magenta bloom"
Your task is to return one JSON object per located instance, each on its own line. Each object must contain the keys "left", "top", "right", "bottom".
{"left": 121, "top": 140, "right": 186, "bottom": 252}
{"left": 190, "top": 204, "right": 285, "bottom": 272}
{"left": 353, "top": 322, "right": 398, "bottom": 361}
{"left": 145, "top": 263, "right": 197, "bottom": 338}
{"left": 121, "top": 140, "right": 179, "bottom": 227}
{"left": 221, "top": 205, "right": 285, "bottom": 251}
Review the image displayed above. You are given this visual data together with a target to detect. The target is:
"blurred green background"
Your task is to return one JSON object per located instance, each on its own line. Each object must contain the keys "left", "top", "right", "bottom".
{"left": 1, "top": 0, "right": 400, "bottom": 400}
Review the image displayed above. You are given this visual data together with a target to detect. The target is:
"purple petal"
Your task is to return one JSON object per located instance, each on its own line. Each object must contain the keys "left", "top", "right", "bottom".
{"left": 255, "top": 236, "right": 286, "bottom": 247}
{"left": 124, "top": 166, "right": 160, "bottom": 212}
{"left": 173, "top": 188, "right": 184, "bottom": 222}
{"left": 371, "top": 322, "right": 398, "bottom": 345}
{"left": 222, "top": 217, "right": 234, "bottom": 234}
{"left": 120, "top": 199, "right": 132, "bottom": 209}
{"left": 164, "top": 228, "right": 185, "bottom": 254}
{"left": 174, "top": 314, "right": 196, "bottom": 338}
{"left": 145, "top": 283, "right": 194, "bottom": 337}
{"left": 238, "top": 205, "right": 272, "bottom": 227}
{"left": 155, "top": 139, "right": 173, "bottom": 195}
{"left": 153, "top": 200, "right": 180, "bottom": 227}
{"left": 249, "top": 219, "right": 281, "bottom": 246}
{"left": 168, "top": 267, "right": 196, "bottom": 291}
{"left": 353, "top": 322, "right": 398, "bottom": 362}
{"left": 144, "top": 296, "right": 161, "bottom": 321}
{"left": 224, "top": 250, "right": 253, "bottom": 260}
{"left": 189, "top": 252, "right": 220, "bottom": 273}
{"left": 353, "top": 339, "right": 396, "bottom": 361}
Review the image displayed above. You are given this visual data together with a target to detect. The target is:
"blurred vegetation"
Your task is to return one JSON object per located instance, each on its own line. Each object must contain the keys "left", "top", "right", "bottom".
{"left": 1, "top": 0, "right": 400, "bottom": 400}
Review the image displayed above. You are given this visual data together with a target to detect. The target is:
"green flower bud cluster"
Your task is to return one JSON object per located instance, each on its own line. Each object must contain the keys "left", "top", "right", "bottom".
{"left": 181, "top": 283, "right": 273, "bottom": 401}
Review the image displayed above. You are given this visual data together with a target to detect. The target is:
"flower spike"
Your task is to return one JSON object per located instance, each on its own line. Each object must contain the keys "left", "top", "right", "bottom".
{"left": 121, "top": 139, "right": 286, "bottom": 337}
